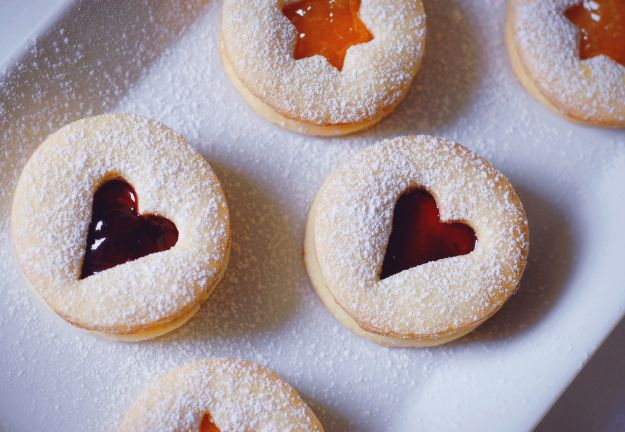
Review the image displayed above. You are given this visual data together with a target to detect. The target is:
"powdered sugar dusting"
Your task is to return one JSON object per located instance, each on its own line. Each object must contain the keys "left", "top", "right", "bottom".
{"left": 120, "top": 359, "right": 322, "bottom": 431}
{"left": 11, "top": 113, "right": 230, "bottom": 330}
{"left": 1, "top": 1, "right": 624, "bottom": 431}
{"left": 313, "top": 136, "right": 528, "bottom": 337}
{"left": 221, "top": 0, "right": 426, "bottom": 124}
{"left": 511, "top": 0, "right": 625, "bottom": 124}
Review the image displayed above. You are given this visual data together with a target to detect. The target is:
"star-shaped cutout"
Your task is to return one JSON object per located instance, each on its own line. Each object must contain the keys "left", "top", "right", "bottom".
{"left": 564, "top": 0, "right": 625, "bottom": 68}
{"left": 282, "top": 0, "right": 373, "bottom": 71}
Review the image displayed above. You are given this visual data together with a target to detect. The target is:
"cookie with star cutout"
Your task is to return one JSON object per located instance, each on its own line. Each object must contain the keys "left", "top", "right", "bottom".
{"left": 220, "top": 0, "right": 427, "bottom": 136}
{"left": 506, "top": 0, "right": 625, "bottom": 127}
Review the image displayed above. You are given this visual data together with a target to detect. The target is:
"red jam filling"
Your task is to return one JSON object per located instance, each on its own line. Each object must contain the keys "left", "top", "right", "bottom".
{"left": 564, "top": 0, "right": 625, "bottom": 67}
{"left": 380, "top": 189, "right": 476, "bottom": 280}
{"left": 282, "top": 0, "right": 373, "bottom": 70}
{"left": 199, "top": 413, "right": 220, "bottom": 432}
{"left": 80, "top": 178, "right": 178, "bottom": 279}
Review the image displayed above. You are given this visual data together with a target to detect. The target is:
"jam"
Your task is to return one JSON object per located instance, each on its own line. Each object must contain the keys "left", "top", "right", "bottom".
{"left": 380, "top": 189, "right": 476, "bottom": 280}
{"left": 565, "top": 0, "right": 625, "bottom": 67}
{"left": 199, "top": 413, "right": 220, "bottom": 432}
{"left": 80, "top": 178, "right": 178, "bottom": 279}
{"left": 282, "top": 0, "right": 373, "bottom": 70}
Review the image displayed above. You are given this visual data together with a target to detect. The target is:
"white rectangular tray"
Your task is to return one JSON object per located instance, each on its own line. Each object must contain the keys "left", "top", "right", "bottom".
{"left": 1, "top": 1, "right": 624, "bottom": 431}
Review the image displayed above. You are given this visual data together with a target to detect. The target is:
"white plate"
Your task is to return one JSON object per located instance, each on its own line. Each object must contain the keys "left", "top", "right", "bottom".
{"left": 1, "top": 1, "right": 624, "bottom": 431}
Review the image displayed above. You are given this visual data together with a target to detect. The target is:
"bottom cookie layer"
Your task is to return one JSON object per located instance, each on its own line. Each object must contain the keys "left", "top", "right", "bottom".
{"left": 221, "top": 43, "right": 391, "bottom": 137}
{"left": 25, "top": 237, "right": 232, "bottom": 342}
{"left": 90, "top": 243, "right": 230, "bottom": 341}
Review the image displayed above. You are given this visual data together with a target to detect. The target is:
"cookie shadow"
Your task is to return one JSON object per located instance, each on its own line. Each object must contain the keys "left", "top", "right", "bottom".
{"left": 367, "top": 0, "right": 485, "bottom": 136}
{"left": 162, "top": 160, "right": 302, "bottom": 342}
{"left": 459, "top": 184, "right": 579, "bottom": 344}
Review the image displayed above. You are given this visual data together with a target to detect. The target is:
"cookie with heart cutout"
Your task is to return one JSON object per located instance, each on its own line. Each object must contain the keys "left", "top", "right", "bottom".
{"left": 304, "top": 135, "right": 529, "bottom": 347}
{"left": 11, "top": 113, "right": 230, "bottom": 341}
{"left": 505, "top": 0, "right": 625, "bottom": 127}
{"left": 119, "top": 358, "right": 324, "bottom": 432}
{"left": 220, "top": 0, "right": 426, "bottom": 136}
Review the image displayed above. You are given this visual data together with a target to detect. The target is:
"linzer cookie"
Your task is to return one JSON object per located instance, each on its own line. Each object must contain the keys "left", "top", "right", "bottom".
{"left": 119, "top": 358, "right": 324, "bottom": 431}
{"left": 304, "top": 136, "right": 529, "bottom": 347}
{"left": 11, "top": 114, "right": 231, "bottom": 341}
{"left": 220, "top": 0, "right": 427, "bottom": 136}
{"left": 506, "top": 0, "right": 625, "bottom": 127}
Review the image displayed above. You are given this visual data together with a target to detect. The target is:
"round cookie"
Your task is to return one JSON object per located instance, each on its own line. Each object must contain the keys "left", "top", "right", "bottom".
{"left": 11, "top": 113, "right": 231, "bottom": 341}
{"left": 505, "top": 0, "right": 625, "bottom": 127}
{"left": 220, "top": 0, "right": 427, "bottom": 136}
{"left": 119, "top": 358, "right": 324, "bottom": 432}
{"left": 304, "top": 135, "right": 529, "bottom": 347}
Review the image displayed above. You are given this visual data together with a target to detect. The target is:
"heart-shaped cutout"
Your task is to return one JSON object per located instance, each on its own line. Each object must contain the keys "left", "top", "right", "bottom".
{"left": 80, "top": 178, "right": 178, "bottom": 279}
{"left": 380, "top": 189, "right": 476, "bottom": 280}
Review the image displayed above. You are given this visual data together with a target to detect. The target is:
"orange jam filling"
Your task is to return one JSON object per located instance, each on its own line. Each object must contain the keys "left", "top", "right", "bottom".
{"left": 282, "top": 0, "right": 373, "bottom": 70}
{"left": 199, "top": 413, "right": 220, "bottom": 432}
{"left": 564, "top": 0, "right": 625, "bottom": 67}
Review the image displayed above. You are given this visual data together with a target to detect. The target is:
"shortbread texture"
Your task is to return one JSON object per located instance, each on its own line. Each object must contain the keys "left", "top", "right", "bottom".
{"left": 308, "top": 136, "right": 529, "bottom": 341}
{"left": 507, "top": 0, "right": 625, "bottom": 127}
{"left": 221, "top": 0, "right": 426, "bottom": 126}
{"left": 11, "top": 114, "right": 230, "bottom": 336}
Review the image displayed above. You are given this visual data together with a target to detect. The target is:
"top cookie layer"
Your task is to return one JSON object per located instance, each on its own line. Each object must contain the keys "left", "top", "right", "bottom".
{"left": 508, "top": 0, "right": 625, "bottom": 126}
{"left": 221, "top": 0, "right": 426, "bottom": 125}
{"left": 119, "top": 358, "right": 323, "bottom": 431}
{"left": 11, "top": 114, "right": 230, "bottom": 334}
{"left": 311, "top": 136, "right": 529, "bottom": 339}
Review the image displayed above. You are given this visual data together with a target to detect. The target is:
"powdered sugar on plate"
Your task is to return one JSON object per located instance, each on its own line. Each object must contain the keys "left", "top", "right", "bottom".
{"left": 0, "top": 1, "right": 624, "bottom": 431}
